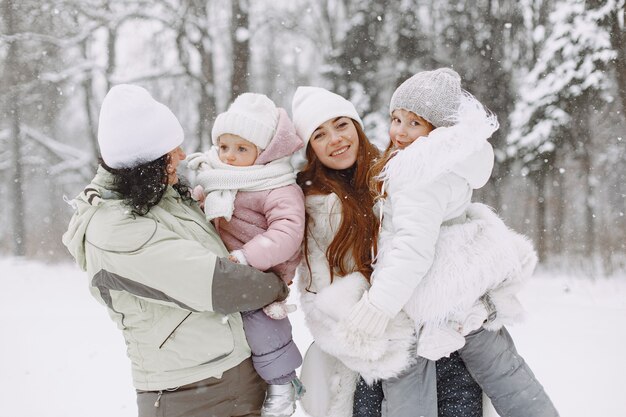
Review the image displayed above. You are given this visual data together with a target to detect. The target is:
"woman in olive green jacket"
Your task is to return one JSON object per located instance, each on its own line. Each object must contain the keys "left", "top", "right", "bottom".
{"left": 63, "top": 84, "right": 288, "bottom": 417}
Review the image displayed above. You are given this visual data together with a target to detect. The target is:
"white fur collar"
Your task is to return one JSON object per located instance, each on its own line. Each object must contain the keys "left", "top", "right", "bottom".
{"left": 380, "top": 94, "right": 499, "bottom": 188}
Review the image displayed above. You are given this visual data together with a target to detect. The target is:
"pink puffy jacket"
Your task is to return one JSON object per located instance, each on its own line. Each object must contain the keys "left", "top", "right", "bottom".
{"left": 215, "top": 109, "right": 305, "bottom": 283}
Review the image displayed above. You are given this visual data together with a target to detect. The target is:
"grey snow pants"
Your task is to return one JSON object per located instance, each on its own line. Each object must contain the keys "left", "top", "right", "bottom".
{"left": 458, "top": 327, "right": 560, "bottom": 417}
{"left": 380, "top": 353, "right": 481, "bottom": 417}
{"left": 381, "top": 356, "right": 438, "bottom": 417}
{"left": 242, "top": 308, "right": 302, "bottom": 385}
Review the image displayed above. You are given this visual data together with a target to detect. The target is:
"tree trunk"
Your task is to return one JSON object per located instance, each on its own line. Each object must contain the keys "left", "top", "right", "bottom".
{"left": 575, "top": 113, "right": 595, "bottom": 260}
{"left": 552, "top": 165, "right": 565, "bottom": 255}
{"left": 609, "top": 7, "right": 626, "bottom": 113}
{"left": 198, "top": 39, "right": 216, "bottom": 151}
{"left": 230, "top": 0, "right": 249, "bottom": 101}
{"left": 80, "top": 40, "right": 100, "bottom": 163}
{"left": 533, "top": 170, "right": 548, "bottom": 262}
{"left": 4, "top": 0, "right": 26, "bottom": 256}
{"left": 105, "top": 25, "right": 117, "bottom": 92}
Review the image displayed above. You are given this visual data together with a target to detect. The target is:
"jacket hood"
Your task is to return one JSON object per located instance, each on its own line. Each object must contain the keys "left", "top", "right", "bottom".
{"left": 255, "top": 108, "right": 304, "bottom": 165}
{"left": 379, "top": 94, "right": 498, "bottom": 190}
{"left": 61, "top": 166, "right": 115, "bottom": 270}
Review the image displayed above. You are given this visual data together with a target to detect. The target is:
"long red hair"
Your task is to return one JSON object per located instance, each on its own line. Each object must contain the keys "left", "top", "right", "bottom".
{"left": 297, "top": 121, "right": 380, "bottom": 290}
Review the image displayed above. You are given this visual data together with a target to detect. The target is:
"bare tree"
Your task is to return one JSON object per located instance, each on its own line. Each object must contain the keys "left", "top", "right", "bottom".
{"left": 3, "top": 0, "right": 27, "bottom": 256}
{"left": 230, "top": 0, "right": 250, "bottom": 100}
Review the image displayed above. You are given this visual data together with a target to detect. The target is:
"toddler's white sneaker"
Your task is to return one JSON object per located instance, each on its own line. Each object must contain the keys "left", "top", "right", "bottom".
{"left": 261, "top": 378, "right": 305, "bottom": 417}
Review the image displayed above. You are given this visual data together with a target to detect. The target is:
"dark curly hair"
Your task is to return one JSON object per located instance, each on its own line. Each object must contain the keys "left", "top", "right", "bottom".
{"left": 100, "top": 155, "right": 192, "bottom": 216}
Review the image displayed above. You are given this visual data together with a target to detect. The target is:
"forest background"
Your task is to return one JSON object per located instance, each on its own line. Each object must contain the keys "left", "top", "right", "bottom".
{"left": 1, "top": 0, "right": 625, "bottom": 276}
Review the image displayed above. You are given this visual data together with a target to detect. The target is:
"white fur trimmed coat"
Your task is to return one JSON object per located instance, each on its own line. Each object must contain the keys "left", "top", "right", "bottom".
{"left": 298, "top": 193, "right": 416, "bottom": 417}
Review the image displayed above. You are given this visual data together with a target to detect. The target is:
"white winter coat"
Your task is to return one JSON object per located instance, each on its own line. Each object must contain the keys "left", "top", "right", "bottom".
{"left": 355, "top": 97, "right": 537, "bottom": 358}
{"left": 369, "top": 100, "right": 498, "bottom": 320}
{"left": 298, "top": 193, "right": 416, "bottom": 417}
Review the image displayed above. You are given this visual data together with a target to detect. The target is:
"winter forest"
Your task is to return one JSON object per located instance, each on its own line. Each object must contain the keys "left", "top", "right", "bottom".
{"left": 1, "top": 0, "right": 625, "bottom": 275}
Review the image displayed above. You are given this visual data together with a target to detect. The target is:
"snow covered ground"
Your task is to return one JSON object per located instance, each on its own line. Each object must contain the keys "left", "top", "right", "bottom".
{"left": 1, "top": 257, "right": 625, "bottom": 417}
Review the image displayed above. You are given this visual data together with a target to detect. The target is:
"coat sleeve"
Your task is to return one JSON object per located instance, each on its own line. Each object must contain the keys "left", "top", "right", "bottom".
{"left": 87, "top": 213, "right": 288, "bottom": 316}
{"left": 366, "top": 176, "right": 453, "bottom": 319}
{"left": 241, "top": 185, "right": 305, "bottom": 273}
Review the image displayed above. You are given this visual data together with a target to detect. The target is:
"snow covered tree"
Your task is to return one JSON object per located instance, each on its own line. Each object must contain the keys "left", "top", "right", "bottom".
{"left": 507, "top": 0, "right": 618, "bottom": 260}
{"left": 0, "top": 0, "right": 82, "bottom": 256}
{"left": 310, "top": 0, "right": 388, "bottom": 116}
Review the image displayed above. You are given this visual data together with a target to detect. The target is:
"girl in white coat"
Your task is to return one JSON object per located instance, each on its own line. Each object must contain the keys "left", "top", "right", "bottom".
{"left": 343, "top": 68, "right": 559, "bottom": 417}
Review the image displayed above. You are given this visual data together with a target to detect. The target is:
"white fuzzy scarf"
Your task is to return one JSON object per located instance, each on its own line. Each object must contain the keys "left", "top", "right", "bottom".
{"left": 194, "top": 147, "right": 297, "bottom": 221}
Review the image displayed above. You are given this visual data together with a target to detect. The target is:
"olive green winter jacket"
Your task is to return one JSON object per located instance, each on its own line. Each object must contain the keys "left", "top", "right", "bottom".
{"left": 62, "top": 166, "right": 288, "bottom": 390}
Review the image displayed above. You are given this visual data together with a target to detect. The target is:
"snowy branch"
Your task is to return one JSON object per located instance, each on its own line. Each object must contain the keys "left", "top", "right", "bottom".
{"left": 507, "top": 0, "right": 617, "bottom": 163}
{"left": 0, "top": 21, "right": 102, "bottom": 48}
{"left": 21, "top": 126, "right": 92, "bottom": 177}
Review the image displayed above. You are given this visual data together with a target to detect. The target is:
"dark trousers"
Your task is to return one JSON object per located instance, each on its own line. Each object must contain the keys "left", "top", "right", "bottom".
{"left": 137, "top": 358, "right": 266, "bottom": 417}
{"left": 437, "top": 352, "right": 483, "bottom": 417}
{"left": 353, "top": 377, "right": 384, "bottom": 417}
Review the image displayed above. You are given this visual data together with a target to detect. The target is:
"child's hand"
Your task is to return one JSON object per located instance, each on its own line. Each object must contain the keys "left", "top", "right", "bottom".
{"left": 228, "top": 255, "right": 239, "bottom": 263}
{"left": 192, "top": 185, "right": 206, "bottom": 210}
{"left": 186, "top": 152, "right": 211, "bottom": 171}
{"left": 263, "top": 301, "right": 297, "bottom": 320}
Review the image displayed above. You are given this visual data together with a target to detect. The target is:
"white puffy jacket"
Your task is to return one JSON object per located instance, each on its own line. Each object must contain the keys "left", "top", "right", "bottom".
{"left": 347, "top": 98, "right": 536, "bottom": 352}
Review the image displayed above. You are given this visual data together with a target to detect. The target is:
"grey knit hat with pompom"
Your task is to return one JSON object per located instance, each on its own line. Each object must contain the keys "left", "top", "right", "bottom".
{"left": 389, "top": 68, "right": 462, "bottom": 128}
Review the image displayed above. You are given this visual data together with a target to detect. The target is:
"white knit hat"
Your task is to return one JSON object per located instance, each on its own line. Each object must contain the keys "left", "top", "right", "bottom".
{"left": 97, "top": 84, "right": 184, "bottom": 169}
{"left": 389, "top": 68, "right": 462, "bottom": 128}
{"left": 211, "top": 93, "right": 279, "bottom": 149}
{"left": 291, "top": 86, "right": 364, "bottom": 146}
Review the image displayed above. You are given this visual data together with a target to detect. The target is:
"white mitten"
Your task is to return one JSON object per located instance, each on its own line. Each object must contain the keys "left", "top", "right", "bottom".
{"left": 229, "top": 250, "right": 248, "bottom": 265}
{"left": 192, "top": 185, "right": 205, "bottom": 202}
{"left": 333, "top": 292, "right": 392, "bottom": 361}
{"left": 347, "top": 292, "right": 390, "bottom": 338}
{"left": 263, "top": 301, "right": 297, "bottom": 320}
{"left": 186, "top": 152, "right": 211, "bottom": 171}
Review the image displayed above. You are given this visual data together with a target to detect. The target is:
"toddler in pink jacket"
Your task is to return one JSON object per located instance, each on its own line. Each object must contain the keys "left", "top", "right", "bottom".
{"left": 187, "top": 93, "right": 305, "bottom": 417}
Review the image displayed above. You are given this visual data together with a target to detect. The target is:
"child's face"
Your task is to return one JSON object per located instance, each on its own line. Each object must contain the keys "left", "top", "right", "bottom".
{"left": 218, "top": 134, "right": 259, "bottom": 166}
{"left": 389, "top": 109, "right": 434, "bottom": 150}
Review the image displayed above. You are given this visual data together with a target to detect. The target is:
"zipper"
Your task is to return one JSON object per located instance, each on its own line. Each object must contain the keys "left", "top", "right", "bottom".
{"left": 158, "top": 312, "right": 192, "bottom": 349}
{"left": 153, "top": 387, "right": 179, "bottom": 408}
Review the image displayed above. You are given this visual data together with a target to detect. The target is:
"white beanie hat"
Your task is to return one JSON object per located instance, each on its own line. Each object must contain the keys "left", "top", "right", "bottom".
{"left": 389, "top": 68, "right": 462, "bottom": 128}
{"left": 97, "top": 84, "right": 184, "bottom": 169}
{"left": 291, "top": 86, "right": 363, "bottom": 146}
{"left": 211, "top": 93, "right": 279, "bottom": 149}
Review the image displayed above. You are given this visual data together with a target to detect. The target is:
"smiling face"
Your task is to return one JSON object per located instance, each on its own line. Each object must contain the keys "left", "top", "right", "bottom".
{"left": 218, "top": 134, "right": 259, "bottom": 166}
{"left": 389, "top": 109, "right": 434, "bottom": 150}
{"left": 308, "top": 117, "right": 360, "bottom": 170}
